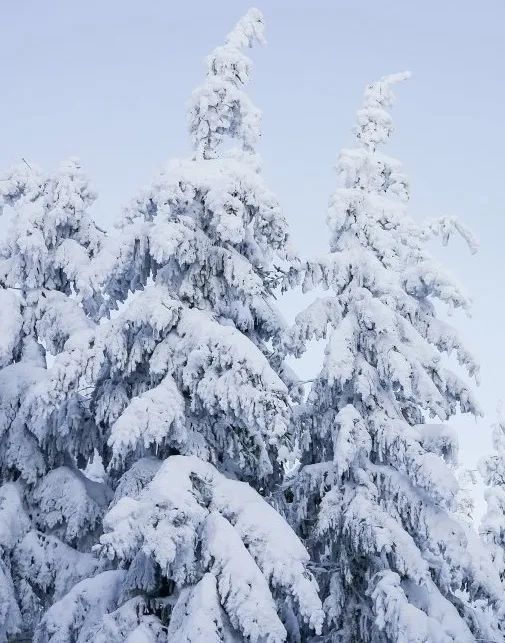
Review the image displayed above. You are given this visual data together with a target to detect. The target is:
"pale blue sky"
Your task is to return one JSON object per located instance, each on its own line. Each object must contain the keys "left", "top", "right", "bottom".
{"left": 2, "top": 0, "right": 504, "bottom": 469}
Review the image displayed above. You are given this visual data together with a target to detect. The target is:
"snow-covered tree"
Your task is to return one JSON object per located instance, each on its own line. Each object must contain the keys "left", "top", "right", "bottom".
{"left": 480, "top": 407, "right": 505, "bottom": 583}
{"left": 285, "top": 73, "right": 504, "bottom": 641}
{"left": 0, "top": 157, "right": 104, "bottom": 476}
{"left": 28, "top": 8, "right": 299, "bottom": 485}
{"left": 0, "top": 158, "right": 109, "bottom": 640}
{"left": 26, "top": 9, "right": 323, "bottom": 640}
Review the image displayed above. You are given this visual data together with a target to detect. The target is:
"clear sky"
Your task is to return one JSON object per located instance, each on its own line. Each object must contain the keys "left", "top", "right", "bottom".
{"left": 2, "top": 0, "right": 504, "bottom": 470}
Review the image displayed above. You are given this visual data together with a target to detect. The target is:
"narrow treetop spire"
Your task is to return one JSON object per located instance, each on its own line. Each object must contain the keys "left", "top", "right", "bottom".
{"left": 189, "top": 8, "right": 265, "bottom": 159}
{"left": 224, "top": 7, "right": 265, "bottom": 50}
{"left": 356, "top": 71, "right": 411, "bottom": 151}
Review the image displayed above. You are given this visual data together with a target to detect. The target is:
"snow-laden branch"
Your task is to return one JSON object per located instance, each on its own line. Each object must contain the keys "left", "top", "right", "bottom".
{"left": 424, "top": 215, "right": 479, "bottom": 254}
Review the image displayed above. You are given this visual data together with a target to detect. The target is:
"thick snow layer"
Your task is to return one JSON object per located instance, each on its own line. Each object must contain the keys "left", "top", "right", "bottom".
{"left": 101, "top": 455, "right": 323, "bottom": 640}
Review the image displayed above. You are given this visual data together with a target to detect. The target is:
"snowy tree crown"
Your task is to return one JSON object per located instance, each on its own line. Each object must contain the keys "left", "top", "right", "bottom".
{"left": 189, "top": 8, "right": 265, "bottom": 159}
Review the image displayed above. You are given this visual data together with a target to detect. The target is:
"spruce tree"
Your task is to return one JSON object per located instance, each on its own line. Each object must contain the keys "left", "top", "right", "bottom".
{"left": 0, "top": 159, "right": 109, "bottom": 641}
{"left": 286, "top": 73, "right": 504, "bottom": 641}
{"left": 28, "top": 9, "right": 323, "bottom": 641}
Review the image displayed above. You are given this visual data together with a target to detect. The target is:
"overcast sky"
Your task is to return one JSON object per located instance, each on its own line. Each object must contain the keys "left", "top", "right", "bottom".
{"left": 2, "top": 0, "right": 504, "bottom": 471}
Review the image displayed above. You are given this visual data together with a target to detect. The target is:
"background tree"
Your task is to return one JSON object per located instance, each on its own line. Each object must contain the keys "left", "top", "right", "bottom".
{"left": 0, "top": 159, "right": 109, "bottom": 641}
{"left": 285, "top": 73, "right": 504, "bottom": 641}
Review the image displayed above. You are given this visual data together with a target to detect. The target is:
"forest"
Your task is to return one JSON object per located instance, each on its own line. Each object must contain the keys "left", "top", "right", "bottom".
{"left": 0, "top": 7, "right": 504, "bottom": 643}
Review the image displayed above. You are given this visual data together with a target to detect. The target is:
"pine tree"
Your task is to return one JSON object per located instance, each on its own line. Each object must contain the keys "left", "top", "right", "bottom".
{"left": 480, "top": 408, "right": 505, "bottom": 583}
{"left": 285, "top": 73, "right": 504, "bottom": 641}
{"left": 0, "top": 159, "right": 109, "bottom": 640}
{"left": 28, "top": 9, "right": 323, "bottom": 641}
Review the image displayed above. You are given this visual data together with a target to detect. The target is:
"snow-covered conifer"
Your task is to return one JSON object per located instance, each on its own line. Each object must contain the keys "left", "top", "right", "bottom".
{"left": 480, "top": 408, "right": 505, "bottom": 583}
{"left": 27, "top": 9, "right": 322, "bottom": 640}
{"left": 28, "top": 8, "right": 299, "bottom": 483}
{"left": 0, "top": 157, "right": 104, "bottom": 474}
{"left": 285, "top": 73, "right": 504, "bottom": 641}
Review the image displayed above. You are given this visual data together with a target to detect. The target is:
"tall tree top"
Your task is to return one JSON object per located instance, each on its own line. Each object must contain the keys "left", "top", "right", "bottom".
{"left": 222, "top": 7, "right": 265, "bottom": 50}
{"left": 189, "top": 8, "right": 265, "bottom": 159}
{"left": 28, "top": 9, "right": 298, "bottom": 485}
{"left": 286, "top": 72, "right": 502, "bottom": 640}
{"left": 356, "top": 71, "right": 411, "bottom": 151}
